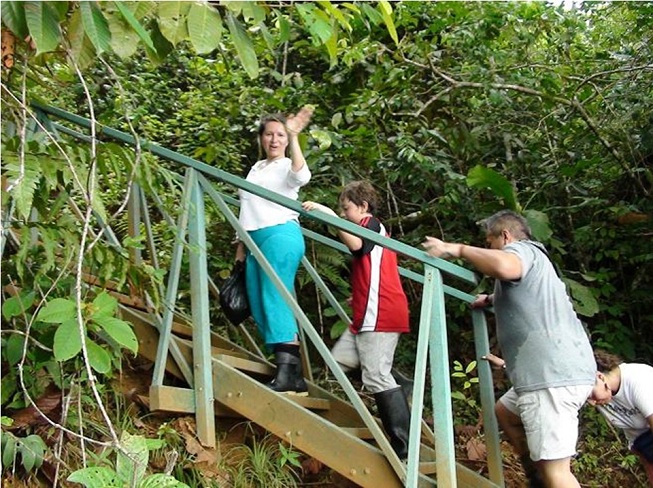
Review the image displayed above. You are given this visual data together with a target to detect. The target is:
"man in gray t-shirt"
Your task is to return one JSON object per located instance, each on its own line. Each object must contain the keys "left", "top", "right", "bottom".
{"left": 423, "top": 210, "right": 595, "bottom": 488}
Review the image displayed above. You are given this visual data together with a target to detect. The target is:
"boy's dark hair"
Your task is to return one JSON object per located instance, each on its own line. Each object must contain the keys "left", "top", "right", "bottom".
{"left": 480, "top": 210, "right": 532, "bottom": 240}
{"left": 339, "top": 181, "right": 379, "bottom": 215}
{"left": 594, "top": 349, "right": 623, "bottom": 373}
{"left": 258, "top": 113, "right": 287, "bottom": 137}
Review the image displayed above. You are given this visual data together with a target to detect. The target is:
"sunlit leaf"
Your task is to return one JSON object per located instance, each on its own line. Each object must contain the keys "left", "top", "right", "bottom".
{"left": 378, "top": 1, "right": 398, "bottom": 45}
{"left": 157, "top": 1, "right": 190, "bottom": 46}
{"left": 187, "top": 2, "right": 222, "bottom": 54}
{"left": 114, "top": 1, "right": 155, "bottom": 52}
{"left": 80, "top": 1, "right": 111, "bottom": 54}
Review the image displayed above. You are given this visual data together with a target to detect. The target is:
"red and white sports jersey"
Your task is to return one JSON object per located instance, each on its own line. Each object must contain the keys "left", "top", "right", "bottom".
{"left": 350, "top": 216, "right": 410, "bottom": 334}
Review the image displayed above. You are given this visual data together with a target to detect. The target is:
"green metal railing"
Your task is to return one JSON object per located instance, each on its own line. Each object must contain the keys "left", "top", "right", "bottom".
{"left": 30, "top": 102, "right": 505, "bottom": 488}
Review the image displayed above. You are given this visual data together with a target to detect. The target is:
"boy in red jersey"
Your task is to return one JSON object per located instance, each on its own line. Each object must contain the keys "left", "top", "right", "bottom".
{"left": 302, "top": 181, "right": 411, "bottom": 459}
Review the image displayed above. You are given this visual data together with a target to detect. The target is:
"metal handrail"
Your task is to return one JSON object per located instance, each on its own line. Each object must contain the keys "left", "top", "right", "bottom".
{"left": 30, "top": 102, "right": 504, "bottom": 488}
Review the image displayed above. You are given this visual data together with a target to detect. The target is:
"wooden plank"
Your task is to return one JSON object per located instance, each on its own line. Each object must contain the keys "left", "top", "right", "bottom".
{"left": 150, "top": 385, "right": 195, "bottom": 412}
{"left": 148, "top": 385, "right": 243, "bottom": 419}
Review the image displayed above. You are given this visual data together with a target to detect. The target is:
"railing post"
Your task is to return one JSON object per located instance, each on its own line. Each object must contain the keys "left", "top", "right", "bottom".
{"left": 429, "top": 266, "right": 457, "bottom": 487}
{"left": 473, "top": 309, "right": 505, "bottom": 486}
{"left": 187, "top": 171, "right": 215, "bottom": 447}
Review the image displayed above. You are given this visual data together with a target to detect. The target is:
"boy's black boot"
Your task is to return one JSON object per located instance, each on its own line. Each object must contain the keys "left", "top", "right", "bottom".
{"left": 374, "top": 386, "right": 411, "bottom": 460}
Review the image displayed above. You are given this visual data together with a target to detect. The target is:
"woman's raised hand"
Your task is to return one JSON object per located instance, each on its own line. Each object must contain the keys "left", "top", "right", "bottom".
{"left": 286, "top": 105, "right": 314, "bottom": 136}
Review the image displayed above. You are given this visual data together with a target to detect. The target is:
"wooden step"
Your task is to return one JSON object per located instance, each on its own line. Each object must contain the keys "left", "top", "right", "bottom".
{"left": 213, "top": 353, "right": 273, "bottom": 375}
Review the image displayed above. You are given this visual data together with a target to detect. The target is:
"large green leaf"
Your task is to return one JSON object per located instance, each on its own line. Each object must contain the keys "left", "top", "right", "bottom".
{"left": 86, "top": 340, "right": 112, "bottom": 374}
{"left": 23, "top": 1, "right": 61, "bottom": 55}
{"left": 466, "top": 165, "right": 518, "bottom": 211}
{"left": 67, "top": 467, "right": 121, "bottom": 487}
{"left": 79, "top": 2, "right": 111, "bottom": 56}
{"left": 113, "top": 1, "right": 155, "bottom": 52}
{"left": 35, "top": 298, "right": 76, "bottom": 324}
{"left": 53, "top": 318, "right": 83, "bottom": 362}
{"left": 67, "top": 9, "right": 96, "bottom": 70}
{"left": 92, "top": 315, "right": 138, "bottom": 354}
{"left": 523, "top": 209, "right": 552, "bottom": 242}
{"left": 225, "top": 13, "right": 258, "bottom": 79}
{"left": 187, "top": 2, "right": 222, "bottom": 54}
{"left": 157, "top": 1, "right": 190, "bottom": 46}
{"left": 564, "top": 278, "right": 600, "bottom": 318}
{"left": 1, "top": 2, "right": 29, "bottom": 39}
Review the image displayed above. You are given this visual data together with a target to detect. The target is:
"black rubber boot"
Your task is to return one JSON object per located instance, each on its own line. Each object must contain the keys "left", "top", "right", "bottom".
{"left": 520, "top": 454, "right": 545, "bottom": 488}
{"left": 391, "top": 367, "right": 414, "bottom": 404}
{"left": 266, "top": 349, "right": 308, "bottom": 396}
{"left": 374, "top": 387, "right": 411, "bottom": 460}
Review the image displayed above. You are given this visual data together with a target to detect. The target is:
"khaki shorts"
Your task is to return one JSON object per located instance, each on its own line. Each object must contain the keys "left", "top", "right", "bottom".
{"left": 499, "top": 384, "right": 593, "bottom": 461}
{"left": 331, "top": 328, "right": 400, "bottom": 394}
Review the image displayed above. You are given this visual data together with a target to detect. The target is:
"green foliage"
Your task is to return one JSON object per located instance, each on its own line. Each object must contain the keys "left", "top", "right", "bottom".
{"left": 0, "top": 423, "right": 47, "bottom": 475}
{"left": 1, "top": 3, "right": 652, "bottom": 485}
{"left": 451, "top": 360, "right": 480, "bottom": 425}
{"left": 67, "top": 431, "right": 189, "bottom": 488}
{"left": 222, "top": 432, "right": 301, "bottom": 488}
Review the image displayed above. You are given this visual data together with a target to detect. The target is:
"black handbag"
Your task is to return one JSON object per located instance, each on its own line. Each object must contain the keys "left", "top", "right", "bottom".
{"left": 219, "top": 260, "right": 251, "bottom": 326}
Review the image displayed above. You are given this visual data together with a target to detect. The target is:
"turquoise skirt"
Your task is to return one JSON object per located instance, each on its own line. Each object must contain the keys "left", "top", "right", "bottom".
{"left": 245, "top": 221, "right": 305, "bottom": 346}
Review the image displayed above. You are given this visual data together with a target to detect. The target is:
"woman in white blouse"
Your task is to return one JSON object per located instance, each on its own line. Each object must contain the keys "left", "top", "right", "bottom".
{"left": 235, "top": 107, "right": 313, "bottom": 396}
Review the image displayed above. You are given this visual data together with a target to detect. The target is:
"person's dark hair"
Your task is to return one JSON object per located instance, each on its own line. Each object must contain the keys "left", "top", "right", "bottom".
{"left": 258, "top": 113, "right": 287, "bottom": 137}
{"left": 339, "top": 181, "right": 379, "bottom": 215}
{"left": 480, "top": 210, "right": 532, "bottom": 240}
{"left": 594, "top": 349, "right": 623, "bottom": 373}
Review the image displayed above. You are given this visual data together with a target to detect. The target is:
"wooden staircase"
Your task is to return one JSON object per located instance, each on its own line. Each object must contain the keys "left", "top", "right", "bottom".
{"left": 121, "top": 305, "right": 442, "bottom": 487}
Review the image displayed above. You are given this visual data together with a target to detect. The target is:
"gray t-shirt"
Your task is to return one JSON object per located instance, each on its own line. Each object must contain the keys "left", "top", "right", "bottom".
{"left": 493, "top": 240, "right": 595, "bottom": 393}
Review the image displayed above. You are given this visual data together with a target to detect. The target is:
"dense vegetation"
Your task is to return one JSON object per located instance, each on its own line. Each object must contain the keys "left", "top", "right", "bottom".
{"left": 2, "top": 1, "right": 652, "bottom": 486}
